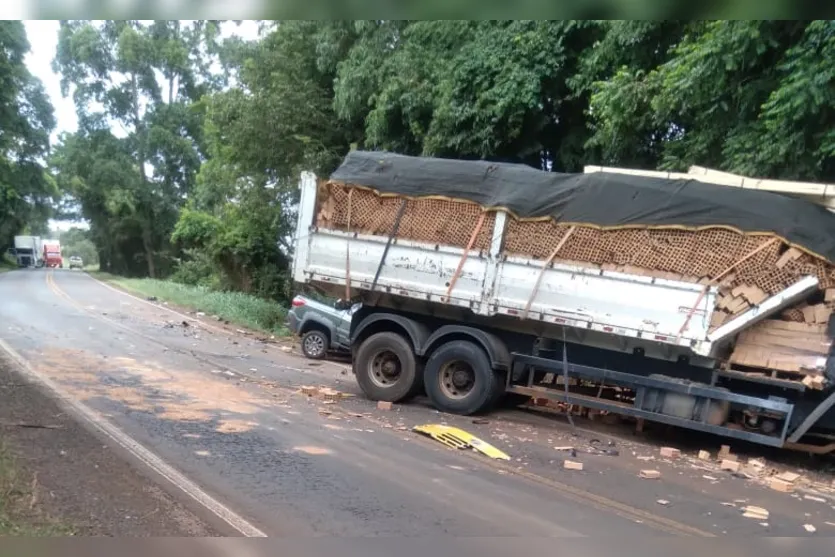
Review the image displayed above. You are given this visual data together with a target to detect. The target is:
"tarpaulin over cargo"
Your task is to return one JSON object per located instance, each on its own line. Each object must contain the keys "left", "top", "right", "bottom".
{"left": 329, "top": 151, "right": 835, "bottom": 263}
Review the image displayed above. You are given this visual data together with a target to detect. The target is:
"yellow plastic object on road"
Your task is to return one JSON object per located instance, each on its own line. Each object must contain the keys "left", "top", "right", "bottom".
{"left": 413, "top": 424, "right": 511, "bottom": 461}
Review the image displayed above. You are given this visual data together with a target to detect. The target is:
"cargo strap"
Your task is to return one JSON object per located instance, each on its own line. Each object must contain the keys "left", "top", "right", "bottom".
{"left": 344, "top": 189, "right": 354, "bottom": 300}
{"left": 443, "top": 213, "right": 487, "bottom": 303}
{"left": 369, "top": 199, "right": 408, "bottom": 295}
{"left": 677, "top": 237, "right": 778, "bottom": 338}
{"left": 521, "top": 225, "right": 576, "bottom": 320}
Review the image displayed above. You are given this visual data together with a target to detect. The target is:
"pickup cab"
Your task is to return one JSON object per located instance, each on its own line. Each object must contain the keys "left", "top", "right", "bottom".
{"left": 286, "top": 295, "right": 360, "bottom": 359}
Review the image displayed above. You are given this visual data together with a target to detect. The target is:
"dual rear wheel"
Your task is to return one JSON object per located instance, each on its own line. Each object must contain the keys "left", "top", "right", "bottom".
{"left": 354, "top": 333, "right": 502, "bottom": 415}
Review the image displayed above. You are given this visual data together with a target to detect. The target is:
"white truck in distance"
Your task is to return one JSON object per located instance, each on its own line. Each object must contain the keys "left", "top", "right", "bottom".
{"left": 13, "top": 235, "right": 43, "bottom": 268}
{"left": 292, "top": 152, "right": 835, "bottom": 453}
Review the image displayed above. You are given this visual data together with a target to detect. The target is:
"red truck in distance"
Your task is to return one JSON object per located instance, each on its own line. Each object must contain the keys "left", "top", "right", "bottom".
{"left": 42, "top": 240, "right": 63, "bottom": 268}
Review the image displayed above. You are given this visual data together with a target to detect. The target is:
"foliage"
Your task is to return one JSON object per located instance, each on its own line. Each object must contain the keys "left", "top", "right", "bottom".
{"left": 173, "top": 21, "right": 358, "bottom": 300}
{"left": 97, "top": 274, "right": 289, "bottom": 335}
{"left": 0, "top": 442, "right": 74, "bottom": 536}
{"left": 0, "top": 21, "right": 56, "bottom": 254}
{"left": 586, "top": 20, "right": 835, "bottom": 182}
{"left": 51, "top": 20, "right": 220, "bottom": 277}
{"left": 58, "top": 227, "right": 98, "bottom": 265}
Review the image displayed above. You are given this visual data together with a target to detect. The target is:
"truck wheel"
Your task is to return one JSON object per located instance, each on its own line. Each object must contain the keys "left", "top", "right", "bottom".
{"left": 301, "top": 330, "right": 329, "bottom": 359}
{"left": 423, "top": 340, "right": 498, "bottom": 415}
{"left": 354, "top": 332, "right": 422, "bottom": 402}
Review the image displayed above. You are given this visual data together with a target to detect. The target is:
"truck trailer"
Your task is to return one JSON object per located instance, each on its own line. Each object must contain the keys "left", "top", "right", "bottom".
{"left": 291, "top": 151, "right": 835, "bottom": 453}
{"left": 13, "top": 235, "right": 43, "bottom": 267}
{"left": 42, "top": 239, "right": 63, "bottom": 268}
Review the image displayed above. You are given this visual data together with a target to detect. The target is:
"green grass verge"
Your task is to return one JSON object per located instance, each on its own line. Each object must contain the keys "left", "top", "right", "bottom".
{"left": 93, "top": 273, "right": 290, "bottom": 336}
{"left": 0, "top": 254, "right": 16, "bottom": 273}
{"left": 0, "top": 442, "right": 73, "bottom": 536}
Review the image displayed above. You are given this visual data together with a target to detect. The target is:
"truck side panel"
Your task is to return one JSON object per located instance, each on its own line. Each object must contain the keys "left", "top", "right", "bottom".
{"left": 301, "top": 227, "right": 718, "bottom": 352}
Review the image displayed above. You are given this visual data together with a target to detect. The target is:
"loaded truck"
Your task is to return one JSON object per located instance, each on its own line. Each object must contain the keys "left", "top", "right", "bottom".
{"left": 13, "top": 235, "right": 43, "bottom": 267}
{"left": 42, "top": 239, "right": 63, "bottom": 268}
{"left": 291, "top": 151, "right": 835, "bottom": 453}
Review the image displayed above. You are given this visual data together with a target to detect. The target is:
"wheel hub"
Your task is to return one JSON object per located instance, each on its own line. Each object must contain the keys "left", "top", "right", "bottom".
{"left": 304, "top": 334, "right": 324, "bottom": 356}
{"left": 370, "top": 351, "right": 402, "bottom": 387}
{"left": 440, "top": 361, "right": 475, "bottom": 400}
{"left": 452, "top": 368, "right": 471, "bottom": 388}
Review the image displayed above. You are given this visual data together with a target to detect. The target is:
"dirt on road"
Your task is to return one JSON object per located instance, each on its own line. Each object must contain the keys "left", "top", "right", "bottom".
{"left": 0, "top": 355, "right": 221, "bottom": 536}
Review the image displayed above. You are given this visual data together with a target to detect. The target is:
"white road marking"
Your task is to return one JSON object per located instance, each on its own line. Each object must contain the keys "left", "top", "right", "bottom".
{"left": 0, "top": 337, "right": 267, "bottom": 537}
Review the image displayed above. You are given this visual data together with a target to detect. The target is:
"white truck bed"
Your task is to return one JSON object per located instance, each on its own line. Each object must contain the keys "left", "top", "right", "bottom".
{"left": 293, "top": 172, "right": 819, "bottom": 361}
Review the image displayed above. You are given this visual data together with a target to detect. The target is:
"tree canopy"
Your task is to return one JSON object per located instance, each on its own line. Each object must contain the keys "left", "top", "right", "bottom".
{"left": 0, "top": 21, "right": 56, "bottom": 252}
{"left": 5, "top": 19, "right": 835, "bottom": 302}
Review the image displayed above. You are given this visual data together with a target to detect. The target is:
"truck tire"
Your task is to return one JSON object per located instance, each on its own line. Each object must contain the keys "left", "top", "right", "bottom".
{"left": 354, "top": 332, "right": 422, "bottom": 403}
{"left": 423, "top": 340, "right": 499, "bottom": 415}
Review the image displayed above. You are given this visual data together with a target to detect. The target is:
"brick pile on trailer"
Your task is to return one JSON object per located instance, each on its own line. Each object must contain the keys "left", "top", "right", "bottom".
{"left": 317, "top": 153, "right": 835, "bottom": 387}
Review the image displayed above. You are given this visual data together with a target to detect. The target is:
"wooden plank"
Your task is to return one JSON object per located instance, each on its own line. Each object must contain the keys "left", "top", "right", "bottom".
{"left": 814, "top": 303, "right": 832, "bottom": 324}
{"left": 757, "top": 320, "right": 826, "bottom": 334}
{"left": 825, "top": 288, "right": 835, "bottom": 303}
{"left": 736, "top": 332, "right": 831, "bottom": 354}
{"left": 727, "top": 296, "right": 749, "bottom": 314}
{"left": 802, "top": 305, "right": 817, "bottom": 323}
{"left": 710, "top": 311, "right": 729, "bottom": 328}
{"left": 776, "top": 247, "right": 804, "bottom": 269}
{"left": 741, "top": 285, "right": 768, "bottom": 305}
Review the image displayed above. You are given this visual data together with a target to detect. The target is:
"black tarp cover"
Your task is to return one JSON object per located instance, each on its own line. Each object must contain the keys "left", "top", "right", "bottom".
{"left": 329, "top": 151, "right": 835, "bottom": 263}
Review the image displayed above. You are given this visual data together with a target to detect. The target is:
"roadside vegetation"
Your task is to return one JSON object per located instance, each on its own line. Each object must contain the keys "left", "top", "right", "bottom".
{"left": 95, "top": 273, "right": 290, "bottom": 336}
{"left": 0, "top": 254, "right": 15, "bottom": 273}
{"left": 0, "top": 442, "right": 72, "bottom": 536}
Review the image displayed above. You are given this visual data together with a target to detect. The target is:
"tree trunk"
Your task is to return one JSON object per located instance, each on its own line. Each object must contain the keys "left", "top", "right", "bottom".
{"left": 142, "top": 226, "right": 156, "bottom": 279}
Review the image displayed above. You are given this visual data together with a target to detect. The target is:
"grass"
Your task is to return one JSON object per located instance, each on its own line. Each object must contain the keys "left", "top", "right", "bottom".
{"left": 0, "top": 442, "right": 73, "bottom": 536}
{"left": 93, "top": 273, "right": 291, "bottom": 336}
{"left": 0, "top": 254, "right": 15, "bottom": 274}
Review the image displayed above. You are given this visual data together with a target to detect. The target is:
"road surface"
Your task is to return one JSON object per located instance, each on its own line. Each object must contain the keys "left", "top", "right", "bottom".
{"left": 0, "top": 268, "right": 707, "bottom": 538}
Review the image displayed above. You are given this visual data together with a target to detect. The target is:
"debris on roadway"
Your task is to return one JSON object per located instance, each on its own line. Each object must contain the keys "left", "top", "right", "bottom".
{"left": 742, "top": 506, "right": 769, "bottom": 520}
{"left": 639, "top": 469, "right": 661, "bottom": 479}
{"left": 412, "top": 424, "right": 511, "bottom": 460}
{"left": 660, "top": 447, "right": 681, "bottom": 459}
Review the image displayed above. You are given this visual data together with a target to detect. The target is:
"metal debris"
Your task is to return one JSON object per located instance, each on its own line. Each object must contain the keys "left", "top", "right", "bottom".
{"left": 413, "top": 424, "right": 510, "bottom": 461}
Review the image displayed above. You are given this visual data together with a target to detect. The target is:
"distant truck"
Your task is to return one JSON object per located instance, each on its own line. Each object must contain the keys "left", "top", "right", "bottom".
{"left": 42, "top": 239, "right": 62, "bottom": 268}
{"left": 13, "top": 235, "right": 43, "bottom": 267}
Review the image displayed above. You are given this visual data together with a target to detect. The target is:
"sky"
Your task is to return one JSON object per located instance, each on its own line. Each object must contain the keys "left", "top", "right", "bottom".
{"left": 21, "top": 20, "right": 261, "bottom": 231}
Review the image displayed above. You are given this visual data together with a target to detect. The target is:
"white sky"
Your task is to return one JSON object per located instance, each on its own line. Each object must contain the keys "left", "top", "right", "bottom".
{"left": 21, "top": 20, "right": 261, "bottom": 231}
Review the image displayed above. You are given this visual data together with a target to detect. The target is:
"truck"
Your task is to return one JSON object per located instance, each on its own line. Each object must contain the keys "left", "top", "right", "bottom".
{"left": 291, "top": 151, "right": 835, "bottom": 454}
{"left": 13, "top": 235, "right": 43, "bottom": 268}
{"left": 42, "top": 239, "right": 63, "bottom": 268}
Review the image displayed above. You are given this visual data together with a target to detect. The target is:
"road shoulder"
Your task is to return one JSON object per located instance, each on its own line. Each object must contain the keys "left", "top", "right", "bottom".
{"left": 0, "top": 353, "right": 221, "bottom": 536}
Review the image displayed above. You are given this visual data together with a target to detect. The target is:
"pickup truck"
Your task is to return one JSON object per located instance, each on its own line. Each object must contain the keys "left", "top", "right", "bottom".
{"left": 286, "top": 295, "right": 359, "bottom": 359}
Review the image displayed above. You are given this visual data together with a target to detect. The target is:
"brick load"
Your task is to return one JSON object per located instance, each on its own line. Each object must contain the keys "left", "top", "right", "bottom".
{"left": 315, "top": 181, "right": 835, "bottom": 382}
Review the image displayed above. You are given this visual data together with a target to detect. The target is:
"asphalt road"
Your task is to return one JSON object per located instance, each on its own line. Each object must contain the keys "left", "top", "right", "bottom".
{"left": 0, "top": 268, "right": 702, "bottom": 538}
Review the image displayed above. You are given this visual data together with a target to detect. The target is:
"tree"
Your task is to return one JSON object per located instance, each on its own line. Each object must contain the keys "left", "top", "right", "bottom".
{"left": 585, "top": 20, "right": 835, "bottom": 182}
{"left": 174, "top": 21, "right": 358, "bottom": 298}
{"left": 0, "top": 21, "right": 56, "bottom": 252}
{"left": 333, "top": 20, "right": 601, "bottom": 171}
{"left": 53, "top": 20, "right": 219, "bottom": 276}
